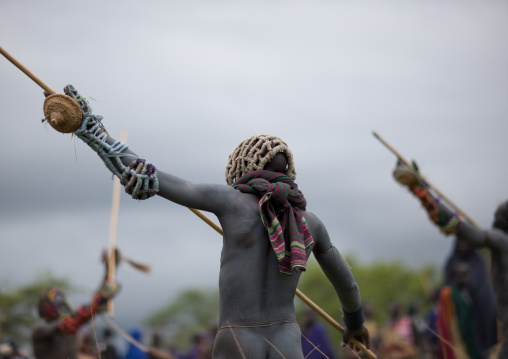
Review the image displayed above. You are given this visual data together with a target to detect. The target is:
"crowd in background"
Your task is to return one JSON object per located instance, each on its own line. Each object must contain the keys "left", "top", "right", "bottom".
{"left": 74, "top": 236, "right": 500, "bottom": 359}
{"left": 60, "top": 235, "right": 499, "bottom": 359}
{"left": 0, "top": 235, "right": 502, "bottom": 359}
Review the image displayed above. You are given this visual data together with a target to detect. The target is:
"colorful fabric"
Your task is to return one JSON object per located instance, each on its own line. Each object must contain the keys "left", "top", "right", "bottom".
{"left": 450, "top": 287, "right": 481, "bottom": 359}
{"left": 436, "top": 286, "right": 472, "bottom": 359}
{"left": 233, "top": 170, "right": 314, "bottom": 275}
{"left": 59, "top": 294, "right": 103, "bottom": 335}
{"left": 444, "top": 246, "right": 498, "bottom": 355}
{"left": 393, "top": 316, "right": 414, "bottom": 346}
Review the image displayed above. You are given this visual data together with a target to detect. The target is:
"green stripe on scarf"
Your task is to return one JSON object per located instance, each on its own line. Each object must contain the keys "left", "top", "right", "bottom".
{"left": 233, "top": 170, "right": 314, "bottom": 275}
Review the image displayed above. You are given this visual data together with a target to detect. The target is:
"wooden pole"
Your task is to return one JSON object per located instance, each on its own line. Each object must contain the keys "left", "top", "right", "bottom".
{"left": 107, "top": 129, "right": 128, "bottom": 317}
{"left": 0, "top": 46, "right": 55, "bottom": 95}
{"left": 187, "top": 208, "right": 376, "bottom": 358}
{"left": 188, "top": 208, "right": 223, "bottom": 235}
{"left": 373, "top": 131, "right": 480, "bottom": 228}
{"left": 101, "top": 315, "right": 176, "bottom": 359}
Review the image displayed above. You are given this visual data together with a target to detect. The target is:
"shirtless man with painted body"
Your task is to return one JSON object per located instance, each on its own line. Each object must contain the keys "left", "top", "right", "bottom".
{"left": 51, "top": 86, "right": 369, "bottom": 358}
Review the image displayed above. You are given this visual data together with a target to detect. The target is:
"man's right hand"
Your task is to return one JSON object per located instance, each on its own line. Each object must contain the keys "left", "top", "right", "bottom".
{"left": 392, "top": 160, "right": 421, "bottom": 189}
{"left": 342, "top": 325, "right": 370, "bottom": 352}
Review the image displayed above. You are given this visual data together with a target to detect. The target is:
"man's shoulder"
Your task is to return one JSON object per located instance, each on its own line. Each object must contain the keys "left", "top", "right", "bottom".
{"left": 302, "top": 211, "right": 325, "bottom": 228}
{"left": 231, "top": 189, "right": 263, "bottom": 210}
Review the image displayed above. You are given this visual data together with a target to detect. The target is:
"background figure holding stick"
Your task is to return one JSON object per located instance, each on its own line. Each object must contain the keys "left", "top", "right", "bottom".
{"left": 391, "top": 160, "right": 505, "bottom": 358}
{"left": 32, "top": 262, "right": 120, "bottom": 359}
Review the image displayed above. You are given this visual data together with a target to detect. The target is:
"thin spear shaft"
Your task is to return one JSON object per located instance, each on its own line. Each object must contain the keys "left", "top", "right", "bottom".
{"left": 187, "top": 208, "right": 376, "bottom": 359}
{"left": 101, "top": 315, "right": 176, "bottom": 359}
{"left": 373, "top": 131, "right": 480, "bottom": 228}
{"left": 0, "top": 46, "right": 55, "bottom": 95}
{"left": 106, "top": 129, "right": 128, "bottom": 317}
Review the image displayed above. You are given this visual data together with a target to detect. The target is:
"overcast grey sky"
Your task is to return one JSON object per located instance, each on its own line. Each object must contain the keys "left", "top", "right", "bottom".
{"left": 1, "top": 0, "right": 508, "bottom": 338}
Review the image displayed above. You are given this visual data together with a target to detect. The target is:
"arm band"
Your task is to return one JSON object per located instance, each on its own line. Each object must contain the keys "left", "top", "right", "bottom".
{"left": 342, "top": 304, "right": 364, "bottom": 330}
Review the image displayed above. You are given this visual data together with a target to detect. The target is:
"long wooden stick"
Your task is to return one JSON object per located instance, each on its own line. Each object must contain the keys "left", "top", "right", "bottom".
{"left": 101, "top": 315, "right": 176, "bottom": 359}
{"left": 373, "top": 131, "right": 480, "bottom": 228}
{"left": 187, "top": 208, "right": 376, "bottom": 359}
{"left": 0, "top": 46, "right": 55, "bottom": 95}
{"left": 107, "top": 129, "right": 128, "bottom": 316}
{"left": 188, "top": 208, "right": 223, "bottom": 235}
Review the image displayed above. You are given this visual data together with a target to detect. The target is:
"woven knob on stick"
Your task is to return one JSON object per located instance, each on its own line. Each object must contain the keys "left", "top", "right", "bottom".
{"left": 43, "top": 93, "right": 83, "bottom": 133}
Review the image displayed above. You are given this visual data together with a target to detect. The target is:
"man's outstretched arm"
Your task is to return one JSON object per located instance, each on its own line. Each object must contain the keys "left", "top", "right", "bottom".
{"left": 58, "top": 85, "right": 235, "bottom": 215}
{"left": 458, "top": 221, "right": 508, "bottom": 251}
{"left": 392, "top": 161, "right": 508, "bottom": 250}
{"left": 101, "top": 130, "right": 235, "bottom": 214}
{"left": 33, "top": 280, "right": 120, "bottom": 340}
{"left": 306, "top": 212, "right": 370, "bottom": 350}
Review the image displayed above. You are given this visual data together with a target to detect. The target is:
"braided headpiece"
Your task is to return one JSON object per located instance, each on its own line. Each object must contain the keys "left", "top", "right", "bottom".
{"left": 225, "top": 134, "right": 296, "bottom": 186}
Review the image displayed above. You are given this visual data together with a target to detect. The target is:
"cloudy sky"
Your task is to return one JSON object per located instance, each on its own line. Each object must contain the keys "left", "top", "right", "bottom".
{"left": 1, "top": 0, "right": 507, "bottom": 341}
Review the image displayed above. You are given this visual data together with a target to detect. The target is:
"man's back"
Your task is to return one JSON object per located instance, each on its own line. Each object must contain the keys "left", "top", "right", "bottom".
{"left": 213, "top": 187, "right": 348, "bottom": 358}
{"left": 217, "top": 190, "right": 304, "bottom": 325}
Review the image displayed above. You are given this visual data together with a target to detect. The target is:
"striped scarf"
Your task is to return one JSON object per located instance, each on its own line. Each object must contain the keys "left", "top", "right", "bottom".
{"left": 233, "top": 170, "right": 314, "bottom": 275}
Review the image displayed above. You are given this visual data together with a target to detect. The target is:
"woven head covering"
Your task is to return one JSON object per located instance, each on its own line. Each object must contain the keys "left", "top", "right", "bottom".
{"left": 225, "top": 135, "right": 296, "bottom": 186}
{"left": 38, "top": 287, "right": 72, "bottom": 321}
